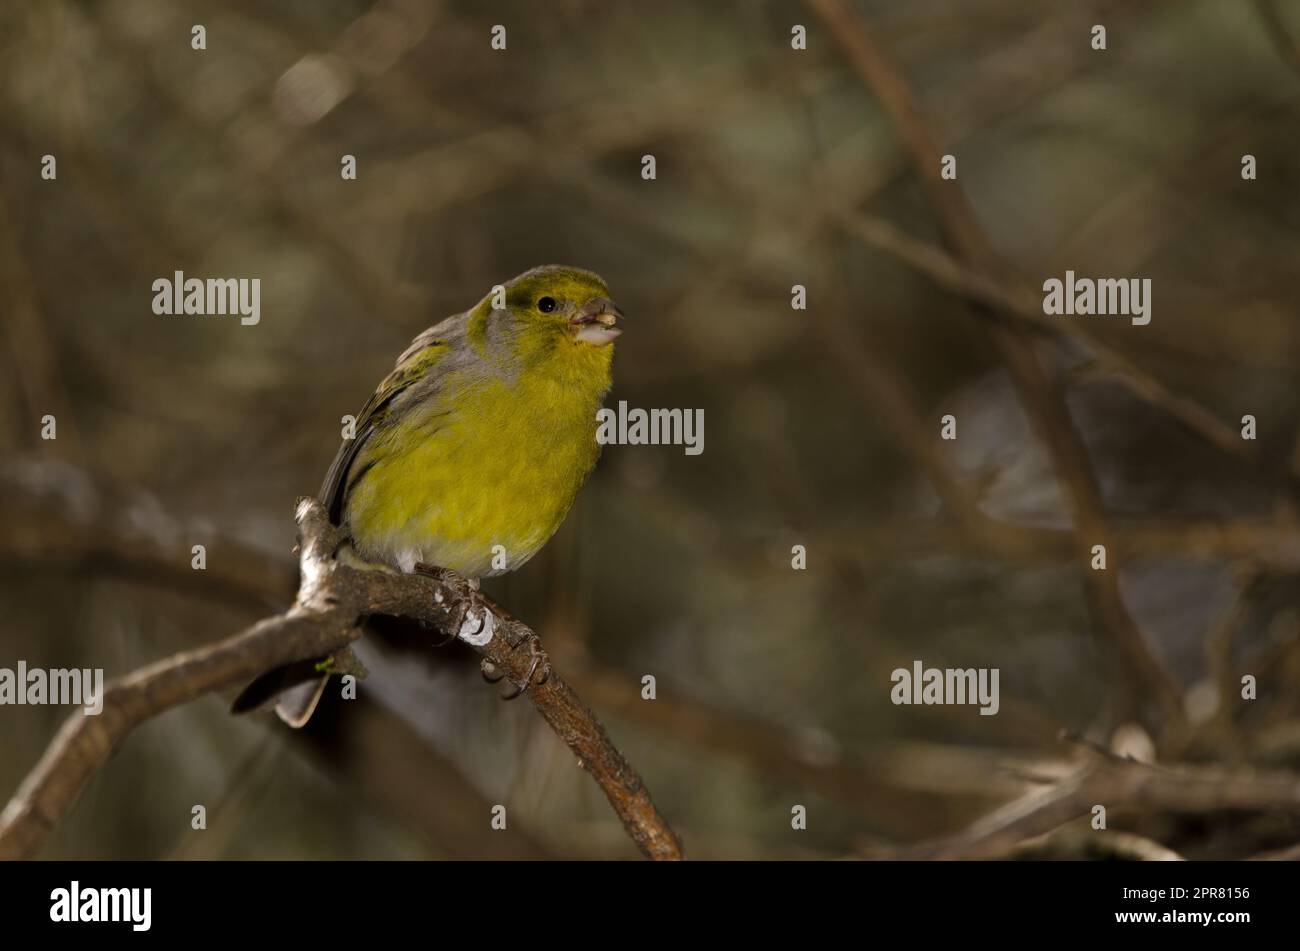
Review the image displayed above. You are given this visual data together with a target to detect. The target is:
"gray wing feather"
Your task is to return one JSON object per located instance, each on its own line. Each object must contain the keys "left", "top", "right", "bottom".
{"left": 319, "top": 310, "right": 472, "bottom": 525}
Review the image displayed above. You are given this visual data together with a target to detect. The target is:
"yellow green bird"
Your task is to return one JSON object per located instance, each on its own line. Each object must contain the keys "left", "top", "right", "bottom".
{"left": 234, "top": 264, "right": 622, "bottom": 725}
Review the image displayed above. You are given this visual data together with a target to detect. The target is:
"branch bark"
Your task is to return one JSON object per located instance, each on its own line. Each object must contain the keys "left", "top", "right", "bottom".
{"left": 0, "top": 497, "right": 684, "bottom": 861}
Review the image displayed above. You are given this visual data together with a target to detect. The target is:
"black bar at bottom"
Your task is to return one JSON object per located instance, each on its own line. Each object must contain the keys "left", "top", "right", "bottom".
{"left": 0, "top": 859, "right": 1281, "bottom": 939}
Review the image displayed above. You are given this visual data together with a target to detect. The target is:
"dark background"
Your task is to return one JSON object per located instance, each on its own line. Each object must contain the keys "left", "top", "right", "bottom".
{"left": 1, "top": 0, "right": 1299, "bottom": 859}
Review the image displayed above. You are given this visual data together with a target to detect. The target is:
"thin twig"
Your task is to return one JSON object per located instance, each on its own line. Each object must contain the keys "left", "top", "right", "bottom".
{"left": 907, "top": 738, "right": 1300, "bottom": 859}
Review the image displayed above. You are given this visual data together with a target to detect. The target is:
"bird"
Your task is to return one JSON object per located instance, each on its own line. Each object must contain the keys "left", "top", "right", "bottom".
{"left": 233, "top": 264, "right": 622, "bottom": 726}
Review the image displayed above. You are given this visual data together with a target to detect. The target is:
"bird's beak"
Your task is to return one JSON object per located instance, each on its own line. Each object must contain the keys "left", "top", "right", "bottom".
{"left": 571, "top": 297, "right": 623, "bottom": 346}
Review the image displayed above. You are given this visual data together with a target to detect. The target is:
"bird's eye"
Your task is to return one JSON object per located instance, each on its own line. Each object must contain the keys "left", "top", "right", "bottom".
{"left": 537, "top": 296, "right": 557, "bottom": 313}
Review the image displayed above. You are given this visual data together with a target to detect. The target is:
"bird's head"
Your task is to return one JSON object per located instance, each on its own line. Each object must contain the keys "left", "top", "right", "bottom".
{"left": 467, "top": 265, "right": 623, "bottom": 386}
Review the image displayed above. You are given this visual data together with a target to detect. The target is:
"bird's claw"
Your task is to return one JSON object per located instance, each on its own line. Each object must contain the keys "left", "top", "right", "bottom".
{"left": 414, "top": 561, "right": 547, "bottom": 698}
{"left": 414, "top": 562, "right": 487, "bottom": 647}
{"left": 484, "top": 633, "right": 550, "bottom": 700}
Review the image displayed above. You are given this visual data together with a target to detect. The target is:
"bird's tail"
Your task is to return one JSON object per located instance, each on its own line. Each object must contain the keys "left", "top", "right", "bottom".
{"left": 231, "top": 659, "right": 330, "bottom": 728}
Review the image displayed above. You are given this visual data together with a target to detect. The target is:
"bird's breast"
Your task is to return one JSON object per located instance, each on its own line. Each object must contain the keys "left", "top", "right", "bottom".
{"left": 344, "top": 370, "right": 607, "bottom": 577}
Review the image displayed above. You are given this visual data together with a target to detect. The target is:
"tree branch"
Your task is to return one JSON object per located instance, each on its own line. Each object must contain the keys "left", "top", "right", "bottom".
{"left": 0, "top": 497, "right": 684, "bottom": 861}
{"left": 906, "top": 737, "right": 1300, "bottom": 859}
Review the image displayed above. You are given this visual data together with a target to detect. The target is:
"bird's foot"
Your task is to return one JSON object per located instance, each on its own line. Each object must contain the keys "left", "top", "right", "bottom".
{"left": 412, "top": 562, "right": 546, "bottom": 699}
{"left": 413, "top": 563, "right": 486, "bottom": 647}
{"left": 482, "top": 631, "right": 550, "bottom": 700}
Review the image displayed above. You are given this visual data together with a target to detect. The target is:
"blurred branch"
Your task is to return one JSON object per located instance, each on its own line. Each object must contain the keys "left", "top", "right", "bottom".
{"left": 0, "top": 459, "right": 572, "bottom": 858}
{"left": 0, "top": 458, "right": 1077, "bottom": 843}
{"left": 563, "top": 656, "right": 1039, "bottom": 828}
{"left": 1255, "top": 0, "right": 1300, "bottom": 82}
{"left": 92, "top": 10, "right": 428, "bottom": 326}
{"left": 908, "top": 736, "right": 1300, "bottom": 859}
{"left": 807, "top": 0, "right": 1186, "bottom": 729}
{"left": 0, "top": 117, "right": 207, "bottom": 309}
{"left": 1196, "top": 567, "right": 1263, "bottom": 751}
{"left": 0, "top": 192, "right": 79, "bottom": 456}
{"left": 0, "top": 458, "right": 294, "bottom": 610}
{"left": 817, "top": 302, "right": 993, "bottom": 534}
{"left": 836, "top": 211, "right": 1251, "bottom": 462}
{"left": 1253, "top": 839, "right": 1300, "bottom": 860}
{"left": 0, "top": 458, "right": 1056, "bottom": 814}
{"left": 159, "top": 735, "right": 279, "bottom": 860}
{"left": 0, "top": 497, "right": 683, "bottom": 861}
{"left": 1010, "top": 827, "right": 1185, "bottom": 861}
{"left": 302, "top": 695, "right": 555, "bottom": 860}
{"left": 822, "top": 512, "right": 1300, "bottom": 571}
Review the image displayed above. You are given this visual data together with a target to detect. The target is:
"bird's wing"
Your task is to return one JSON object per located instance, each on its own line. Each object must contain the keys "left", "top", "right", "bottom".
{"left": 395, "top": 312, "right": 461, "bottom": 364}
{"left": 320, "top": 327, "right": 455, "bottom": 523}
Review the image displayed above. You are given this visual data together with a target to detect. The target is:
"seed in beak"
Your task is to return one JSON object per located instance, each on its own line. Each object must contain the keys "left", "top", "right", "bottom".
{"left": 595, "top": 312, "right": 617, "bottom": 327}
